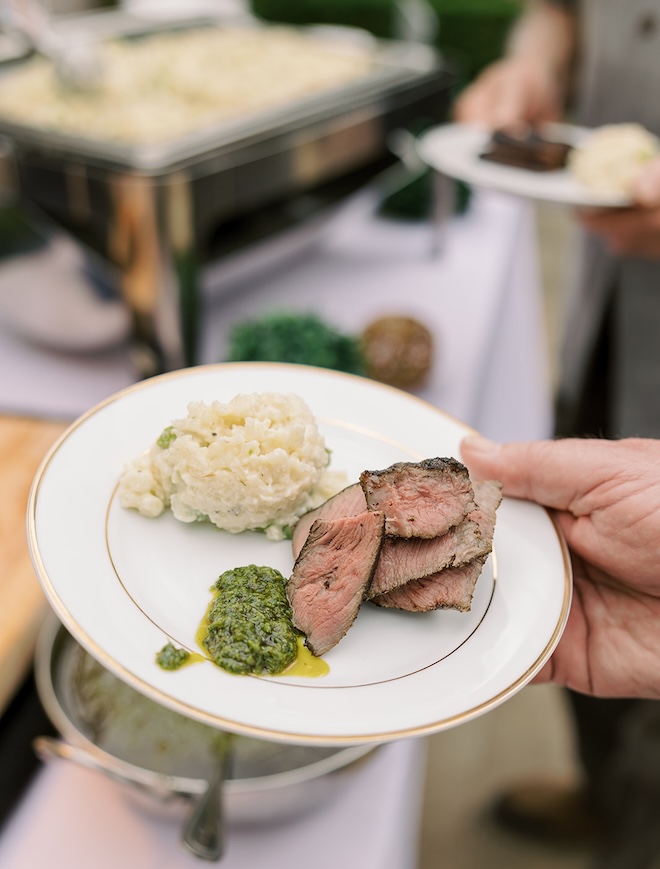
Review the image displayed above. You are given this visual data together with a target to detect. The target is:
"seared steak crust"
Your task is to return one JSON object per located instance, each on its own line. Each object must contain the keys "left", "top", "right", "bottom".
{"left": 286, "top": 510, "right": 385, "bottom": 656}
{"left": 359, "top": 457, "right": 477, "bottom": 538}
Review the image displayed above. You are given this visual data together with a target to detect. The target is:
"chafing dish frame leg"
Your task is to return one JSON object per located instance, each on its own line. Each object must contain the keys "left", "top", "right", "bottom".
{"left": 109, "top": 171, "right": 199, "bottom": 377}
{"left": 430, "top": 170, "right": 456, "bottom": 259}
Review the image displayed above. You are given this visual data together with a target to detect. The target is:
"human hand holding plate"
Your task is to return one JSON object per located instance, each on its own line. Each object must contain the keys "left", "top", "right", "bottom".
{"left": 462, "top": 434, "right": 660, "bottom": 700}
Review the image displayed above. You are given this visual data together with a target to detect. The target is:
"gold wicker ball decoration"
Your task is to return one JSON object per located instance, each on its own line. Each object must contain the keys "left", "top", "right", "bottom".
{"left": 360, "top": 315, "right": 434, "bottom": 390}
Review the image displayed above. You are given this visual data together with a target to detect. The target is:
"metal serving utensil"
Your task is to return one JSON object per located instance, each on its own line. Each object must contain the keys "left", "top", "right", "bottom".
{"left": 37, "top": 730, "right": 231, "bottom": 862}
{"left": 4, "top": 0, "right": 102, "bottom": 92}
{"left": 182, "top": 735, "right": 234, "bottom": 862}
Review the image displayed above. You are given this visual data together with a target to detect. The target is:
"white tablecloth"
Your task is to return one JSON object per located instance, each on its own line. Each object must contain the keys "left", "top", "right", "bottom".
{"left": 0, "top": 739, "right": 426, "bottom": 869}
{"left": 0, "top": 186, "right": 552, "bottom": 442}
{"left": 0, "top": 184, "right": 553, "bottom": 869}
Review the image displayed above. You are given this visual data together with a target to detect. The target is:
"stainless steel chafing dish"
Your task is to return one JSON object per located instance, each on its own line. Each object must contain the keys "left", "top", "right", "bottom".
{"left": 0, "top": 9, "right": 455, "bottom": 374}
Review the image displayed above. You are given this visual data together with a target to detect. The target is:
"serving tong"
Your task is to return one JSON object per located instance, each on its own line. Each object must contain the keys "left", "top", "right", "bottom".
{"left": 3, "top": 0, "right": 102, "bottom": 92}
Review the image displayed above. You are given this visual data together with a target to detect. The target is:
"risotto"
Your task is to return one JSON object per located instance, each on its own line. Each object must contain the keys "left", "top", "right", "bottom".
{"left": 569, "top": 123, "right": 660, "bottom": 196}
{"left": 0, "top": 26, "right": 374, "bottom": 145}
{"left": 118, "top": 391, "right": 346, "bottom": 540}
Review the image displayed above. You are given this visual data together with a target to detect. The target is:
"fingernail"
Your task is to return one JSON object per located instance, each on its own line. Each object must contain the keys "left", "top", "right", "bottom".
{"left": 461, "top": 434, "right": 499, "bottom": 453}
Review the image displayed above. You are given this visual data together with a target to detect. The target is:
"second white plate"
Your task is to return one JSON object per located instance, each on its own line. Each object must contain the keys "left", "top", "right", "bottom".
{"left": 418, "top": 122, "right": 632, "bottom": 208}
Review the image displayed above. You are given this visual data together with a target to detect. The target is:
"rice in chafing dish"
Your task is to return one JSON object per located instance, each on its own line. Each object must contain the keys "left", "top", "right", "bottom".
{"left": 118, "top": 391, "right": 346, "bottom": 540}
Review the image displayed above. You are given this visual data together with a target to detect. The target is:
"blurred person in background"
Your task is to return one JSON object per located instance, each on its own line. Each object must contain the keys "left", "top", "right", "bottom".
{"left": 453, "top": 2, "right": 660, "bottom": 867}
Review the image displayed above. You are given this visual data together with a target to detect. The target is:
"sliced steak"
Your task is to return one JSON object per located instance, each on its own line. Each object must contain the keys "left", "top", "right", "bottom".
{"left": 370, "top": 480, "right": 502, "bottom": 612}
{"left": 292, "top": 483, "right": 367, "bottom": 559}
{"left": 371, "top": 556, "right": 487, "bottom": 613}
{"left": 286, "top": 510, "right": 385, "bottom": 656}
{"left": 366, "top": 518, "right": 489, "bottom": 598}
{"left": 359, "top": 457, "right": 476, "bottom": 538}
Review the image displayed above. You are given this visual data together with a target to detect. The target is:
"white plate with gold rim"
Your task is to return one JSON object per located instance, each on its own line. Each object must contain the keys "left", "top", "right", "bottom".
{"left": 28, "top": 362, "right": 571, "bottom": 746}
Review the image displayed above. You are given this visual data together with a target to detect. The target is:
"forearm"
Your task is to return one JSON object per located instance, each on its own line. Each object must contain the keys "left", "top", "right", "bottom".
{"left": 452, "top": 0, "right": 578, "bottom": 126}
{"left": 506, "top": 1, "right": 577, "bottom": 87}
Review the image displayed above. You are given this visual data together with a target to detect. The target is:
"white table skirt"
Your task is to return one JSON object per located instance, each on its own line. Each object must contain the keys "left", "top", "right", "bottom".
{"left": 0, "top": 186, "right": 552, "bottom": 442}
{"left": 200, "top": 185, "right": 552, "bottom": 443}
{"left": 0, "top": 184, "right": 552, "bottom": 869}
{"left": 0, "top": 739, "right": 426, "bottom": 869}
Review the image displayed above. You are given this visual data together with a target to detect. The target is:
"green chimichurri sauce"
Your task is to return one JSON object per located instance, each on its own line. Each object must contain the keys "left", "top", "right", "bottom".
{"left": 200, "top": 564, "right": 299, "bottom": 676}
{"left": 156, "top": 642, "right": 191, "bottom": 670}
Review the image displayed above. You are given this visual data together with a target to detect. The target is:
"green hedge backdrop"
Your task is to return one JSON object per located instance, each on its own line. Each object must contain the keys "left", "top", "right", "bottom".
{"left": 250, "top": 0, "right": 523, "bottom": 84}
